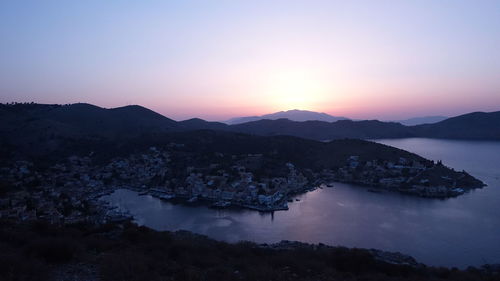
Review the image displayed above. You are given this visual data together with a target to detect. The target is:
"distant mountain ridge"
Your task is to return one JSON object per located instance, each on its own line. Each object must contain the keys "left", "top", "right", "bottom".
{"left": 412, "top": 111, "right": 500, "bottom": 140}
{"left": 394, "top": 116, "right": 448, "bottom": 126}
{"left": 1, "top": 103, "right": 499, "bottom": 154}
{"left": 229, "top": 119, "right": 414, "bottom": 140}
{"left": 226, "top": 110, "right": 449, "bottom": 126}
{"left": 225, "top": 109, "right": 349, "bottom": 124}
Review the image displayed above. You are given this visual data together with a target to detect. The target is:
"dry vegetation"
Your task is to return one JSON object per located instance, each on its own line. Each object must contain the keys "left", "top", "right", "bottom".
{"left": 0, "top": 219, "right": 498, "bottom": 281}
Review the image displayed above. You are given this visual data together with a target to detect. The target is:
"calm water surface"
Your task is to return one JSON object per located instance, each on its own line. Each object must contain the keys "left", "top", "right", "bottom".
{"left": 104, "top": 138, "right": 500, "bottom": 268}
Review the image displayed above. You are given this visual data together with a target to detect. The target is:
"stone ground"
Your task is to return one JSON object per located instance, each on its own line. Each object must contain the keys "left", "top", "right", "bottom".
{"left": 50, "top": 263, "right": 100, "bottom": 281}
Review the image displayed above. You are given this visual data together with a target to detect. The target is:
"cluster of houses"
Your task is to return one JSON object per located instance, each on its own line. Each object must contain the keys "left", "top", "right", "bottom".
{"left": 138, "top": 150, "right": 310, "bottom": 211}
{"left": 0, "top": 146, "right": 311, "bottom": 223}
{"left": 331, "top": 156, "right": 475, "bottom": 197}
{"left": 0, "top": 159, "right": 112, "bottom": 224}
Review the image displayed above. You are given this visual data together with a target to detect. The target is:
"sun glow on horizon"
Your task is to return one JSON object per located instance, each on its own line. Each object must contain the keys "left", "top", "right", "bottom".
{"left": 259, "top": 68, "right": 332, "bottom": 111}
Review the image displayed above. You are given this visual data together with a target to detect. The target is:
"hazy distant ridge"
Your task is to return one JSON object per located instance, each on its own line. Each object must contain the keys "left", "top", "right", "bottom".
{"left": 228, "top": 110, "right": 450, "bottom": 126}
{"left": 394, "top": 116, "right": 448, "bottom": 126}
{"left": 226, "top": 109, "right": 349, "bottom": 124}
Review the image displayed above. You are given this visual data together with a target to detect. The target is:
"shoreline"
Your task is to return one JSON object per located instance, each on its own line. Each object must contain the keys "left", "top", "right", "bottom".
{"left": 100, "top": 187, "right": 500, "bottom": 270}
{"left": 1, "top": 218, "right": 499, "bottom": 281}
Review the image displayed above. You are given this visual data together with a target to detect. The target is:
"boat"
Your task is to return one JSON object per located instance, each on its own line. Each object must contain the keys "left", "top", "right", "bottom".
{"left": 211, "top": 201, "right": 231, "bottom": 208}
{"left": 159, "top": 194, "right": 175, "bottom": 200}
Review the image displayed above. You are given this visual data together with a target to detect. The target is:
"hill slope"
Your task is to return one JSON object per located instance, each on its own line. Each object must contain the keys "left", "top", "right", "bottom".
{"left": 394, "top": 116, "right": 448, "bottom": 126}
{"left": 0, "top": 103, "right": 181, "bottom": 158}
{"left": 0, "top": 103, "right": 179, "bottom": 137}
{"left": 412, "top": 111, "right": 500, "bottom": 140}
{"left": 229, "top": 119, "right": 415, "bottom": 140}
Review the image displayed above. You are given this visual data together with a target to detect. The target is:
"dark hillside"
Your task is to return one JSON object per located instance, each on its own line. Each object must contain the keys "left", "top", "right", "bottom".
{"left": 229, "top": 119, "right": 415, "bottom": 140}
{"left": 0, "top": 103, "right": 179, "bottom": 137}
{"left": 178, "top": 118, "right": 228, "bottom": 131}
{"left": 35, "top": 103, "right": 179, "bottom": 135}
{"left": 0, "top": 103, "right": 181, "bottom": 159}
{"left": 153, "top": 130, "right": 430, "bottom": 170}
{"left": 413, "top": 111, "right": 500, "bottom": 140}
{"left": 15, "top": 129, "right": 429, "bottom": 172}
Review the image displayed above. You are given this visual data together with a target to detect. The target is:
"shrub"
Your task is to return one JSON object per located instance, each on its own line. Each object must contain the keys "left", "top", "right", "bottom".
{"left": 25, "top": 237, "right": 81, "bottom": 263}
{"left": 100, "top": 251, "right": 161, "bottom": 281}
{"left": 0, "top": 252, "right": 48, "bottom": 281}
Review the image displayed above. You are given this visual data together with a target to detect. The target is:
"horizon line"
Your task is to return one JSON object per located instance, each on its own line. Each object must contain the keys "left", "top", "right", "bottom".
{"left": 3, "top": 101, "right": 499, "bottom": 123}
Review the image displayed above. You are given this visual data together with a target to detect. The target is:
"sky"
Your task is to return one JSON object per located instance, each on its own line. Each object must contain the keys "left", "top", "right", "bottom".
{"left": 1, "top": 0, "right": 499, "bottom": 121}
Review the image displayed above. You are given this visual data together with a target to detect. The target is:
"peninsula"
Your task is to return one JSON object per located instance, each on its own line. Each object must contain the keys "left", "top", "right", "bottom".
{"left": 0, "top": 130, "right": 484, "bottom": 222}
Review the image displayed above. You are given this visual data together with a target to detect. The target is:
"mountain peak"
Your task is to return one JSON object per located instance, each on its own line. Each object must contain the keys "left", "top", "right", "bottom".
{"left": 225, "top": 110, "right": 349, "bottom": 125}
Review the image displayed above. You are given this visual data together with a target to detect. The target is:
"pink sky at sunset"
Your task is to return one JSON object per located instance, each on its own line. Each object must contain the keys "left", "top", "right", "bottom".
{"left": 1, "top": 1, "right": 499, "bottom": 121}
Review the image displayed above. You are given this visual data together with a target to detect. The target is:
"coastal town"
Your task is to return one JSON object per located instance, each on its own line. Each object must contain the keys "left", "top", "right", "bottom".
{"left": 0, "top": 142, "right": 484, "bottom": 225}
{"left": 2, "top": 1, "right": 500, "bottom": 278}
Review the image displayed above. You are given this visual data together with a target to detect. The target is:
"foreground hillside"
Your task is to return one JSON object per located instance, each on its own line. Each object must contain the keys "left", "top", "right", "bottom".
{"left": 1, "top": 219, "right": 499, "bottom": 281}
